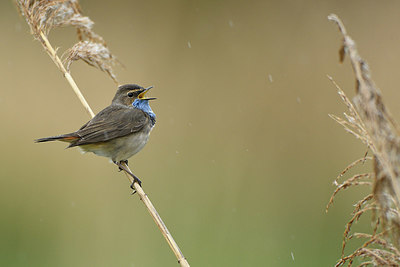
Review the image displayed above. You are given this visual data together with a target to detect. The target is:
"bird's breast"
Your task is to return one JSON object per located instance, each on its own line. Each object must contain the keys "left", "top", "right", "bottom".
{"left": 80, "top": 124, "right": 152, "bottom": 162}
{"left": 111, "top": 126, "right": 152, "bottom": 161}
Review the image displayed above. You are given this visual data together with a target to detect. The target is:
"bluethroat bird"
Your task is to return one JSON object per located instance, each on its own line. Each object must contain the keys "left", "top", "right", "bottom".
{"left": 35, "top": 84, "right": 156, "bottom": 187}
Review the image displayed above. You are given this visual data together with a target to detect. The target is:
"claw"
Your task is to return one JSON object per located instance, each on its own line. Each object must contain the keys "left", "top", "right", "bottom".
{"left": 130, "top": 176, "right": 142, "bottom": 195}
{"left": 116, "top": 160, "right": 128, "bottom": 171}
{"left": 130, "top": 183, "right": 137, "bottom": 195}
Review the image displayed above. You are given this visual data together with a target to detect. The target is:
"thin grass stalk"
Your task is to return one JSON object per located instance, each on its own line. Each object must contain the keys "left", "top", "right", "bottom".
{"left": 39, "top": 31, "right": 95, "bottom": 118}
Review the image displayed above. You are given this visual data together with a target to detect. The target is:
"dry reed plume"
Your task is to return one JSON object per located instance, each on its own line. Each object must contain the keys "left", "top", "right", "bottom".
{"left": 16, "top": 0, "right": 117, "bottom": 83}
{"left": 15, "top": 1, "right": 189, "bottom": 266}
{"left": 327, "top": 14, "right": 400, "bottom": 266}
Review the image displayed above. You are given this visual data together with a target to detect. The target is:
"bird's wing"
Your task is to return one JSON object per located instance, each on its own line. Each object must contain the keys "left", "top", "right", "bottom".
{"left": 69, "top": 105, "right": 148, "bottom": 147}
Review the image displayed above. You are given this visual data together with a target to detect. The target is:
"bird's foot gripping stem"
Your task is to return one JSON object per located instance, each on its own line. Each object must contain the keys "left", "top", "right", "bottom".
{"left": 117, "top": 160, "right": 128, "bottom": 171}
{"left": 130, "top": 178, "right": 142, "bottom": 195}
{"left": 114, "top": 160, "right": 142, "bottom": 195}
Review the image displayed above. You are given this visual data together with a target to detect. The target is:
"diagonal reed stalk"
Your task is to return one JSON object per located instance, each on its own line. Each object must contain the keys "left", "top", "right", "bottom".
{"left": 39, "top": 31, "right": 95, "bottom": 118}
{"left": 16, "top": 1, "right": 189, "bottom": 266}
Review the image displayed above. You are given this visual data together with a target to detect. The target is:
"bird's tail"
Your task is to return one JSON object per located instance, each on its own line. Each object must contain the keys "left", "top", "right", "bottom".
{"left": 35, "top": 134, "right": 79, "bottom": 143}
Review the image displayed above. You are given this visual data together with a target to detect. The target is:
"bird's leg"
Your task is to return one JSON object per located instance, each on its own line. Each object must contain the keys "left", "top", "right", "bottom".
{"left": 114, "top": 160, "right": 142, "bottom": 195}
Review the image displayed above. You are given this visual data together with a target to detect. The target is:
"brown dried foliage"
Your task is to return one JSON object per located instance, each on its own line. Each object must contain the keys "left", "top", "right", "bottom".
{"left": 15, "top": 0, "right": 118, "bottom": 82}
{"left": 65, "top": 41, "right": 118, "bottom": 83}
{"left": 327, "top": 14, "right": 400, "bottom": 266}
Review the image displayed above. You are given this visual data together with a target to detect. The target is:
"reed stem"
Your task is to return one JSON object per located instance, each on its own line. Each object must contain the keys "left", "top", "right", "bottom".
{"left": 39, "top": 32, "right": 95, "bottom": 118}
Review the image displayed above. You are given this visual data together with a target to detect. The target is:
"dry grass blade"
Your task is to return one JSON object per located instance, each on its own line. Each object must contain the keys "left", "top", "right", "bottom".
{"left": 65, "top": 41, "right": 118, "bottom": 83}
{"left": 327, "top": 75, "right": 371, "bottom": 148}
{"left": 326, "top": 156, "right": 372, "bottom": 212}
{"left": 329, "top": 113, "right": 368, "bottom": 143}
{"left": 338, "top": 230, "right": 400, "bottom": 267}
{"left": 328, "top": 13, "right": 400, "bottom": 266}
{"left": 326, "top": 173, "right": 372, "bottom": 212}
{"left": 341, "top": 205, "right": 375, "bottom": 257}
{"left": 334, "top": 157, "right": 372, "bottom": 186}
{"left": 353, "top": 194, "right": 374, "bottom": 215}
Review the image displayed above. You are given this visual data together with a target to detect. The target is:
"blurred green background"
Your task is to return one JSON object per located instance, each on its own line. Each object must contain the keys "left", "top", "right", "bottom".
{"left": 2, "top": 0, "right": 400, "bottom": 266}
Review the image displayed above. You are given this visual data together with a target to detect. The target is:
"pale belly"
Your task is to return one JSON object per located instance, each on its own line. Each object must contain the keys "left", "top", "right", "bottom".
{"left": 79, "top": 126, "right": 152, "bottom": 162}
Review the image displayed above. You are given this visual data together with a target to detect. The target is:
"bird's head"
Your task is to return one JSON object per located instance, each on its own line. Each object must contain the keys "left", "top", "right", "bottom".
{"left": 112, "top": 84, "right": 155, "bottom": 106}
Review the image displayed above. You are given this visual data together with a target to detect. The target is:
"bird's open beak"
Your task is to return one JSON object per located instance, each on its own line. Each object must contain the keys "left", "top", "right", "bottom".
{"left": 138, "top": 86, "right": 156, "bottom": 100}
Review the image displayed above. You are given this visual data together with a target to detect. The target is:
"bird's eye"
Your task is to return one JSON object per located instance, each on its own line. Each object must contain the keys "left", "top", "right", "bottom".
{"left": 128, "top": 92, "right": 134, "bottom": 97}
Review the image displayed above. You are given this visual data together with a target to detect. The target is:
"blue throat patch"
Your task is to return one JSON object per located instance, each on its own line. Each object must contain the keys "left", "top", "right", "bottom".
{"left": 132, "top": 99, "right": 156, "bottom": 126}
